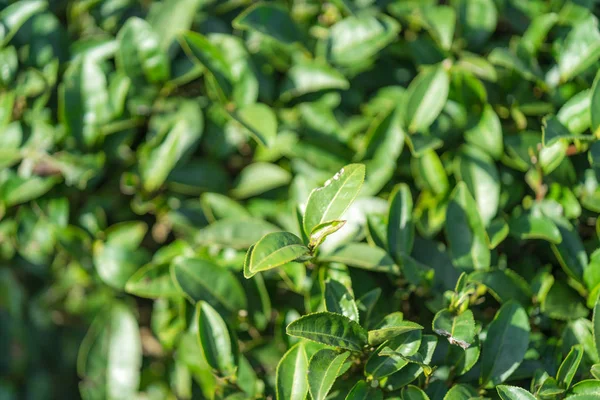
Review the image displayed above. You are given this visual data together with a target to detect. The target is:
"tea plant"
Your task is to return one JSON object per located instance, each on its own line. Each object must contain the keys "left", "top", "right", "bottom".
{"left": 2, "top": 0, "right": 600, "bottom": 399}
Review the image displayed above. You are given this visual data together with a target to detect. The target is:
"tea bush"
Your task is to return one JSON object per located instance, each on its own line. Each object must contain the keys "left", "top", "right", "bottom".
{"left": 3, "top": 0, "right": 600, "bottom": 399}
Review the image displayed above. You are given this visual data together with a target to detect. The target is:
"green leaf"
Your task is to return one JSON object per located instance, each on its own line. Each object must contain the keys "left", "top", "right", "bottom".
{"left": 307, "top": 349, "right": 350, "bottom": 400}
{"left": 464, "top": 104, "right": 503, "bottom": 160}
{"left": 196, "top": 218, "right": 279, "bottom": 249}
{"left": 196, "top": 301, "right": 239, "bottom": 377}
{"left": 405, "top": 64, "right": 450, "bottom": 133}
{"left": 179, "top": 31, "right": 233, "bottom": 102}
{"left": 467, "top": 269, "right": 532, "bottom": 306}
{"left": 551, "top": 220, "right": 588, "bottom": 283}
{"left": 388, "top": 183, "right": 414, "bottom": 262}
{"left": 382, "top": 335, "right": 438, "bottom": 391}
{"left": 368, "top": 313, "right": 423, "bottom": 346}
{"left": 309, "top": 220, "right": 346, "bottom": 250}
{"left": 571, "top": 379, "right": 600, "bottom": 395}
{"left": 591, "top": 71, "right": 600, "bottom": 136}
{"left": 413, "top": 149, "right": 449, "bottom": 196}
{"left": 455, "top": 145, "right": 500, "bottom": 225}
{"left": 508, "top": 212, "right": 562, "bottom": 244}
{"left": 276, "top": 342, "right": 309, "bottom": 400}
{"left": 345, "top": 380, "right": 383, "bottom": 400}
{"left": 432, "top": 309, "right": 476, "bottom": 349}
{"left": 324, "top": 278, "right": 359, "bottom": 322}
{"left": 558, "top": 15, "right": 600, "bottom": 82}
{"left": 116, "top": 17, "right": 170, "bottom": 83}
{"left": 542, "top": 280, "right": 588, "bottom": 321}
{"left": 320, "top": 243, "right": 400, "bottom": 275}
{"left": 487, "top": 218, "right": 509, "bottom": 249}
{"left": 365, "top": 330, "right": 422, "bottom": 379}
{"left": 231, "top": 162, "right": 290, "bottom": 199}
{"left": 557, "top": 345, "right": 583, "bottom": 390}
{"left": 445, "top": 182, "right": 491, "bottom": 271}
{"left": 227, "top": 103, "right": 278, "bottom": 147}
{"left": 171, "top": 257, "right": 247, "bottom": 314}
{"left": 455, "top": 0, "right": 497, "bottom": 49}
{"left": 443, "top": 384, "right": 478, "bottom": 400}
{"left": 481, "top": 301, "right": 530, "bottom": 386}
{"left": 138, "top": 100, "right": 203, "bottom": 192}
{"left": 280, "top": 60, "right": 349, "bottom": 101}
{"left": 303, "top": 164, "right": 365, "bottom": 236}
{"left": 77, "top": 304, "right": 142, "bottom": 400}
{"left": 497, "top": 385, "right": 536, "bottom": 400}
{"left": 402, "top": 385, "right": 430, "bottom": 400}
{"left": 286, "top": 312, "right": 368, "bottom": 351}
{"left": 593, "top": 298, "right": 600, "bottom": 360}
{"left": 233, "top": 2, "right": 302, "bottom": 46}
{"left": 424, "top": 6, "right": 455, "bottom": 51}
{"left": 147, "top": 0, "right": 201, "bottom": 50}
{"left": 327, "top": 14, "right": 400, "bottom": 66}
{"left": 245, "top": 231, "right": 310, "bottom": 278}
{"left": 124, "top": 263, "right": 180, "bottom": 299}
{"left": 59, "top": 58, "right": 111, "bottom": 149}
{"left": 543, "top": 115, "right": 591, "bottom": 147}
{"left": 0, "top": 0, "right": 47, "bottom": 46}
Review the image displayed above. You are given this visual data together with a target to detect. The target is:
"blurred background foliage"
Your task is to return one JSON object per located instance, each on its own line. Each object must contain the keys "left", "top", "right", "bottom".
{"left": 2, "top": 0, "right": 600, "bottom": 399}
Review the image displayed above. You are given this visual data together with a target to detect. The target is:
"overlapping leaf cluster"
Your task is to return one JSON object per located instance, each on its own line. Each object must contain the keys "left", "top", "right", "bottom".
{"left": 3, "top": 0, "right": 600, "bottom": 399}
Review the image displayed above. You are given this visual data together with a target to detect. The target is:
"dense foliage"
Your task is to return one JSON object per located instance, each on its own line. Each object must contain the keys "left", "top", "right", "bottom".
{"left": 4, "top": 0, "right": 600, "bottom": 399}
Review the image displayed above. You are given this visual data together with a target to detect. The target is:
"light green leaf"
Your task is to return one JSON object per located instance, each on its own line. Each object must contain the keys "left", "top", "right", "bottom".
{"left": 116, "top": 17, "right": 170, "bottom": 83}
{"left": 557, "top": 345, "right": 583, "bottom": 390}
{"left": 138, "top": 100, "right": 203, "bottom": 192}
{"left": 0, "top": 0, "right": 47, "bottom": 46}
{"left": 124, "top": 263, "right": 180, "bottom": 299}
{"left": 231, "top": 162, "right": 290, "bottom": 199}
{"left": 558, "top": 15, "right": 600, "bottom": 82}
{"left": 487, "top": 218, "right": 509, "bottom": 249}
{"left": 481, "top": 301, "right": 530, "bottom": 386}
{"left": 227, "top": 103, "right": 277, "bottom": 147}
{"left": 443, "top": 384, "right": 478, "bottom": 400}
{"left": 77, "top": 304, "right": 142, "bottom": 400}
{"left": 432, "top": 309, "right": 476, "bottom": 349}
{"left": 405, "top": 64, "right": 450, "bottom": 133}
{"left": 324, "top": 278, "right": 359, "bottom": 322}
{"left": 455, "top": 0, "right": 497, "bottom": 49}
{"left": 171, "top": 257, "right": 247, "bottom": 314}
{"left": 245, "top": 231, "right": 310, "bottom": 278}
{"left": 455, "top": 145, "right": 500, "bottom": 225}
{"left": 276, "top": 342, "right": 309, "bottom": 400}
{"left": 307, "top": 349, "right": 350, "bottom": 400}
{"left": 286, "top": 312, "right": 368, "bottom": 351}
{"left": 497, "top": 385, "right": 536, "bottom": 400}
{"left": 413, "top": 149, "right": 449, "bottom": 196}
{"left": 327, "top": 14, "right": 400, "bottom": 66}
{"left": 59, "top": 58, "right": 111, "bottom": 149}
{"left": 196, "top": 218, "right": 279, "bottom": 249}
{"left": 280, "top": 61, "right": 349, "bottom": 101}
{"left": 303, "top": 164, "right": 365, "bottom": 236}
{"left": 508, "top": 212, "right": 562, "bottom": 244}
{"left": 309, "top": 220, "right": 346, "bottom": 250}
{"left": 196, "top": 301, "right": 239, "bottom": 377}
{"left": 402, "top": 385, "right": 430, "bottom": 400}
{"left": 593, "top": 298, "right": 600, "bottom": 360}
{"left": 147, "top": 0, "right": 201, "bottom": 50}
{"left": 179, "top": 31, "right": 233, "bottom": 102}
{"left": 464, "top": 104, "right": 503, "bottom": 160}
{"left": 424, "top": 6, "right": 455, "bottom": 51}
{"left": 445, "top": 182, "right": 491, "bottom": 271}
{"left": 382, "top": 335, "right": 438, "bottom": 391}
{"left": 368, "top": 314, "right": 423, "bottom": 346}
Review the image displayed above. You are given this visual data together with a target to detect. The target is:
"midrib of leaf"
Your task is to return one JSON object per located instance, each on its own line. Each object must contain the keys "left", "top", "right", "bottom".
{"left": 291, "top": 345, "right": 307, "bottom": 400}
{"left": 252, "top": 243, "right": 308, "bottom": 272}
